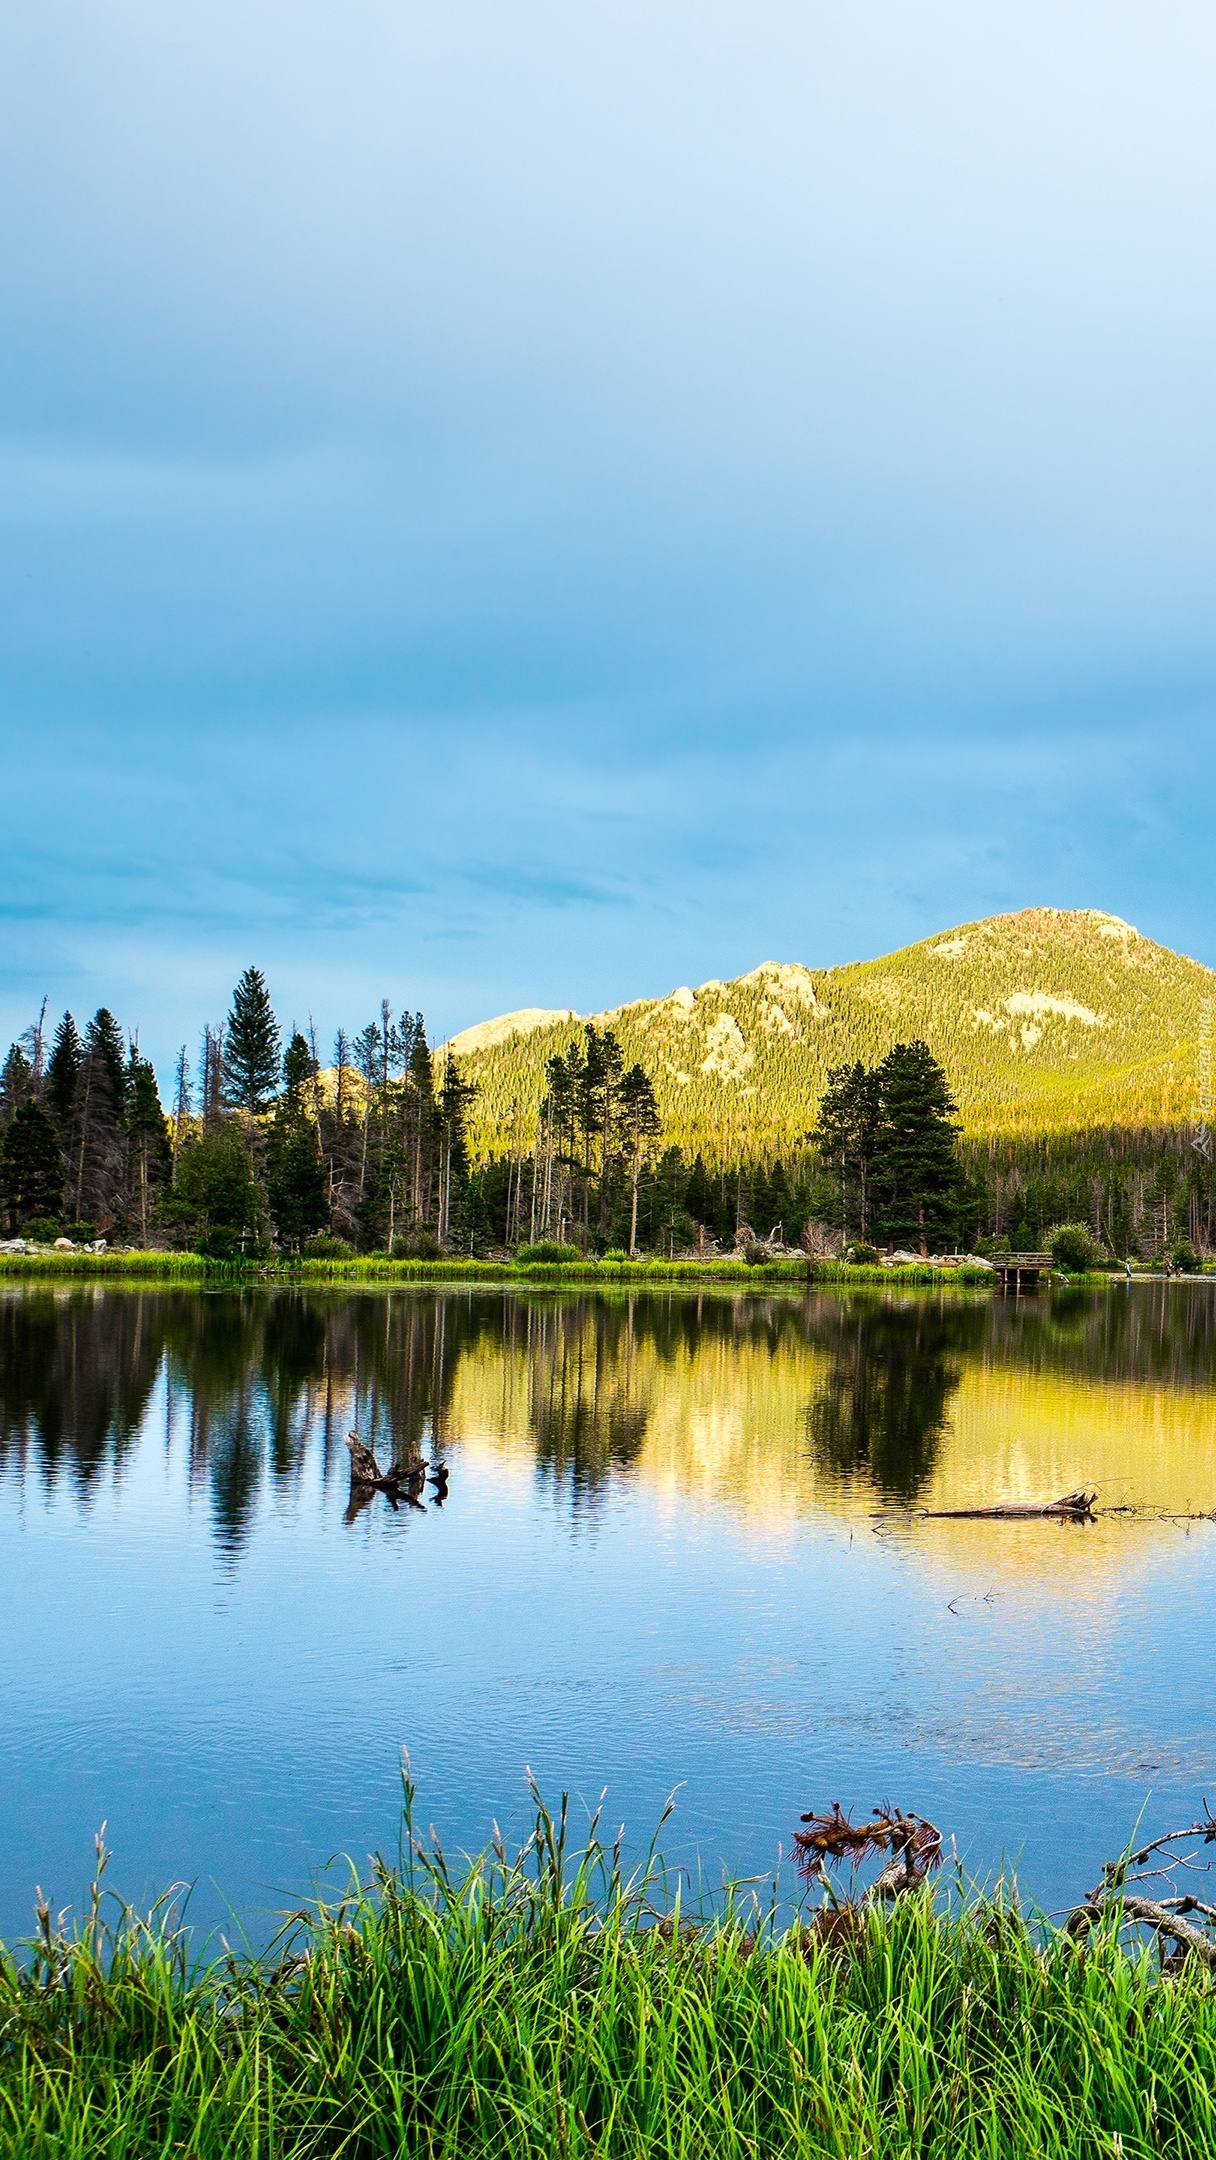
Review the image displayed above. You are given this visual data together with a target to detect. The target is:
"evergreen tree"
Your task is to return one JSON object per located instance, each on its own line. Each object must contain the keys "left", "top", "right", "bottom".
{"left": 265, "top": 1125, "right": 329, "bottom": 1249}
{"left": 45, "top": 1013, "right": 83, "bottom": 1132}
{"left": 265, "top": 1033, "right": 328, "bottom": 1248}
{"left": 870, "top": 1040, "right": 962, "bottom": 1253}
{"left": 166, "top": 1127, "right": 266, "bottom": 1258}
{"left": 125, "top": 1048, "right": 172, "bottom": 1243}
{"left": 1, "top": 1100, "right": 65, "bottom": 1228}
{"left": 437, "top": 1058, "right": 476, "bottom": 1246}
{"left": 0, "top": 1045, "right": 33, "bottom": 1127}
{"left": 618, "top": 1062, "right": 661, "bottom": 1253}
{"left": 72, "top": 1009, "right": 129, "bottom": 1225}
{"left": 812, "top": 1059, "right": 884, "bottom": 1239}
{"left": 281, "top": 1031, "right": 316, "bottom": 1106}
{"left": 222, "top": 968, "right": 281, "bottom": 1121}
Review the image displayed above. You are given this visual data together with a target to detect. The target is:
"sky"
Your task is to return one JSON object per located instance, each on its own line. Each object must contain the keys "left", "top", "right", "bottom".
{"left": 2, "top": 0, "right": 1214, "bottom": 1080}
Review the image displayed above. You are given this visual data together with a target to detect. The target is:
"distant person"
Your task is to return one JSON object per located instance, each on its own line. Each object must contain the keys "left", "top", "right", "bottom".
{"left": 1125, "top": 1258, "right": 1133, "bottom": 1282}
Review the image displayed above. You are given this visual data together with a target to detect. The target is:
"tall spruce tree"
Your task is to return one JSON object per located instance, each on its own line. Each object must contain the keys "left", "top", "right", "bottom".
{"left": 618, "top": 1062, "right": 661, "bottom": 1254}
{"left": 222, "top": 969, "right": 281, "bottom": 1123}
{"left": 125, "top": 1048, "right": 172, "bottom": 1242}
{"left": 45, "top": 1013, "right": 83, "bottom": 1133}
{"left": 73, "top": 1010, "right": 129, "bottom": 1225}
{"left": 812, "top": 1059, "right": 884, "bottom": 1240}
{"left": 1, "top": 1100, "right": 65, "bottom": 1228}
{"left": 0, "top": 1045, "right": 33, "bottom": 1127}
{"left": 870, "top": 1040, "right": 962, "bottom": 1253}
{"left": 265, "top": 1033, "right": 328, "bottom": 1249}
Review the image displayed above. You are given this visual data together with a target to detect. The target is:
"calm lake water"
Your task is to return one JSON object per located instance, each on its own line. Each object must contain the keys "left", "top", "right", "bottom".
{"left": 0, "top": 1281, "right": 1214, "bottom": 1944}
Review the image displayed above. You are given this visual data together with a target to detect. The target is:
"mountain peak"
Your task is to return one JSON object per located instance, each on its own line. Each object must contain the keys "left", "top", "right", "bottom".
{"left": 442, "top": 910, "right": 1212, "bottom": 1158}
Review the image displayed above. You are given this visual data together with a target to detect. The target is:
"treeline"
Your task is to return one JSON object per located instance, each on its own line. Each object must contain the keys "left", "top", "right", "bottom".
{"left": 0, "top": 972, "right": 478, "bottom": 1258}
{"left": 2, "top": 975, "right": 1212, "bottom": 1259}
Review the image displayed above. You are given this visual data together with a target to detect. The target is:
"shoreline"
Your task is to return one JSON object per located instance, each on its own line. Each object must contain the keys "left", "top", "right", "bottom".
{"left": 2, "top": 1806, "right": 1213, "bottom": 2157}
{"left": 0, "top": 1251, "right": 1007, "bottom": 1287}
{"left": 0, "top": 1251, "right": 1198, "bottom": 1288}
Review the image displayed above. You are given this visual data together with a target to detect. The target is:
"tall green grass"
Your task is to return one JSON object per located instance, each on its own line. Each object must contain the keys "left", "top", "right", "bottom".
{"left": 0, "top": 1252, "right": 1000, "bottom": 1289}
{"left": 1, "top": 1788, "right": 1213, "bottom": 2158}
{"left": 0, "top": 1251, "right": 211, "bottom": 1280}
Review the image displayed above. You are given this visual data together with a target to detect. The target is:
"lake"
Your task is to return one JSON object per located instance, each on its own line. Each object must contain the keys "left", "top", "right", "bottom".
{"left": 0, "top": 1280, "right": 1213, "bottom": 1946}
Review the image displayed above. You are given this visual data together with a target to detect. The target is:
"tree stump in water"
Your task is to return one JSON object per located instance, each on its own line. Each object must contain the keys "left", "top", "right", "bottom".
{"left": 346, "top": 1433, "right": 388, "bottom": 1486}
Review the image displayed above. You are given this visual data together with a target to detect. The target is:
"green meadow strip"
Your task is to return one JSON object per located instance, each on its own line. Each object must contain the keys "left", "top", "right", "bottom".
{"left": 0, "top": 1803, "right": 1213, "bottom": 2160}
{"left": 0, "top": 1252, "right": 1001, "bottom": 1288}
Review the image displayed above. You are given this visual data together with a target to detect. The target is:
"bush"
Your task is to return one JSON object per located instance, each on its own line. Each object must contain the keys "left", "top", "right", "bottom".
{"left": 742, "top": 1241, "right": 773, "bottom": 1266}
{"left": 392, "top": 1229, "right": 443, "bottom": 1260}
{"left": 1171, "top": 1242, "right": 1200, "bottom": 1272}
{"left": 1048, "top": 1222, "right": 1101, "bottom": 1272}
{"left": 19, "top": 1217, "right": 61, "bottom": 1244}
{"left": 601, "top": 1247, "right": 630, "bottom": 1262}
{"left": 301, "top": 1234, "right": 353, "bottom": 1260}
{"left": 844, "top": 1241, "right": 880, "bottom": 1266}
{"left": 515, "top": 1240, "right": 584, "bottom": 1264}
{"left": 61, "top": 1222, "right": 97, "bottom": 1245}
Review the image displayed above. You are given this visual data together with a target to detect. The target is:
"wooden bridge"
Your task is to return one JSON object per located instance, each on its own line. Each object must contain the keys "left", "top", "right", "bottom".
{"left": 991, "top": 1251, "right": 1053, "bottom": 1294}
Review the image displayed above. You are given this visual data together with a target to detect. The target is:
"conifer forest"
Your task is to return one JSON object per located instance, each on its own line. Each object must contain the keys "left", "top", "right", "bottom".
{"left": 1, "top": 963, "right": 1212, "bottom": 1261}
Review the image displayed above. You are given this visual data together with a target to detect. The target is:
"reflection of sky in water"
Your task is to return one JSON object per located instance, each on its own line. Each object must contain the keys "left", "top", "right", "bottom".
{"left": 0, "top": 1283, "right": 1213, "bottom": 1943}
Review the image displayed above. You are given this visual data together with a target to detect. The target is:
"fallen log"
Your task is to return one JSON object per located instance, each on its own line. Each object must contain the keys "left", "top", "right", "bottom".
{"left": 923, "top": 1488, "right": 1097, "bottom": 1520}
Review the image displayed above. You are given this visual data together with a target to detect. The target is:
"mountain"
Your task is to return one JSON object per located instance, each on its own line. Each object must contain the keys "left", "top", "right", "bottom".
{"left": 441, "top": 910, "right": 1214, "bottom": 1162}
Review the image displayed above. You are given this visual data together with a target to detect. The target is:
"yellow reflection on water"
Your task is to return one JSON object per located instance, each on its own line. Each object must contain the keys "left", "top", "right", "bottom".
{"left": 443, "top": 1291, "right": 1216, "bottom": 1582}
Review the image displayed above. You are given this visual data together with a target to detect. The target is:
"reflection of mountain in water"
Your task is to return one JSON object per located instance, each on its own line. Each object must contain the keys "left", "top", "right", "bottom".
{"left": 1, "top": 1283, "right": 1214, "bottom": 1551}
{"left": 805, "top": 1302, "right": 985, "bottom": 1502}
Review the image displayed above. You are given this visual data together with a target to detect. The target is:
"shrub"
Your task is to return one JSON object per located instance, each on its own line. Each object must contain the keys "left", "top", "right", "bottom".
{"left": 19, "top": 1217, "right": 61, "bottom": 1244}
{"left": 601, "top": 1247, "right": 630, "bottom": 1262}
{"left": 515, "top": 1239, "right": 584, "bottom": 1264}
{"left": 844, "top": 1241, "right": 880, "bottom": 1265}
{"left": 301, "top": 1234, "right": 353, "bottom": 1260}
{"left": 61, "top": 1222, "right": 96, "bottom": 1245}
{"left": 1048, "top": 1222, "right": 1101, "bottom": 1272}
{"left": 1171, "top": 1241, "right": 1200, "bottom": 1272}
{"left": 392, "top": 1229, "right": 443, "bottom": 1260}
{"left": 742, "top": 1241, "right": 772, "bottom": 1266}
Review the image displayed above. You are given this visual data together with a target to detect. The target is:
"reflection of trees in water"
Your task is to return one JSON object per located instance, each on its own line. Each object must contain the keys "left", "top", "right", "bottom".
{"left": 992, "top": 1281, "right": 1216, "bottom": 1391}
{"left": 513, "top": 1300, "right": 651, "bottom": 1494}
{"left": 0, "top": 1290, "right": 163, "bottom": 1496}
{"left": 0, "top": 1289, "right": 499, "bottom": 1555}
{"left": 804, "top": 1300, "right": 985, "bottom": 1502}
{"left": 3, "top": 1282, "right": 1215, "bottom": 1545}
{"left": 501, "top": 1292, "right": 831, "bottom": 1496}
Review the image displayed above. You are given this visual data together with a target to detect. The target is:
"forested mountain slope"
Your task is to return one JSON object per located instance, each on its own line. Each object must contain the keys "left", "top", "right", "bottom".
{"left": 443, "top": 910, "right": 1213, "bottom": 1161}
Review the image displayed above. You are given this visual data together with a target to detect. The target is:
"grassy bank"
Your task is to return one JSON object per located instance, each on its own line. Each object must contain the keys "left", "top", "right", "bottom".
{"left": 2, "top": 1803, "right": 1213, "bottom": 2160}
{"left": 0, "top": 1250, "right": 1000, "bottom": 1288}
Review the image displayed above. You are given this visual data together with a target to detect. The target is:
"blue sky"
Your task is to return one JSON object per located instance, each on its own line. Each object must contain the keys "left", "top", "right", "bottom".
{"left": 2, "top": 0, "right": 1214, "bottom": 1078}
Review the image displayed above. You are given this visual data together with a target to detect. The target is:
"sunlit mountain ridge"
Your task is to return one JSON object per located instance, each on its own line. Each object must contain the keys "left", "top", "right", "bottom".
{"left": 441, "top": 909, "right": 1214, "bottom": 1158}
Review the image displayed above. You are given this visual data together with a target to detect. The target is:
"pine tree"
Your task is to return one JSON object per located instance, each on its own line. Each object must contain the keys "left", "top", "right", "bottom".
{"left": 618, "top": 1063, "right": 661, "bottom": 1253}
{"left": 437, "top": 1059, "right": 476, "bottom": 1246}
{"left": 265, "top": 1032, "right": 329, "bottom": 1250}
{"left": 0, "top": 1045, "right": 33, "bottom": 1127}
{"left": 222, "top": 969, "right": 281, "bottom": 1122}
{"left": 812, "top": 1060, "right": 884, "bottom": 1239}
{"left": 73, "top": 1010, "right": 129, "bottom": 1226}
{"left": 45, "top": 1013, "right": 83, "bottom": 1133}
{"left": 125, "top": 1049, "right": 172, "bottom": 1243}
{"left": 265, "top": 1124, "right": 329, "bottom": 1248}
{"left": 1, "top": 1100, "right": 65, "bottom": 1228}
{"left": 870, "top": 1040, "right": 962, "bottom": 1254}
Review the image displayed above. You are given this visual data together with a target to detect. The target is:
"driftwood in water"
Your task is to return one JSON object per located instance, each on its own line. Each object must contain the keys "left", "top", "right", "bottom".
{"left": 1067, "top": 1807, "right": 1216, "bottom": 1972}
{"left": 346, "top": 1432, "right": 425, "bottom": 1490}
{"left": 923, "top": 1488, "right": 1097, "bottom": 1520}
